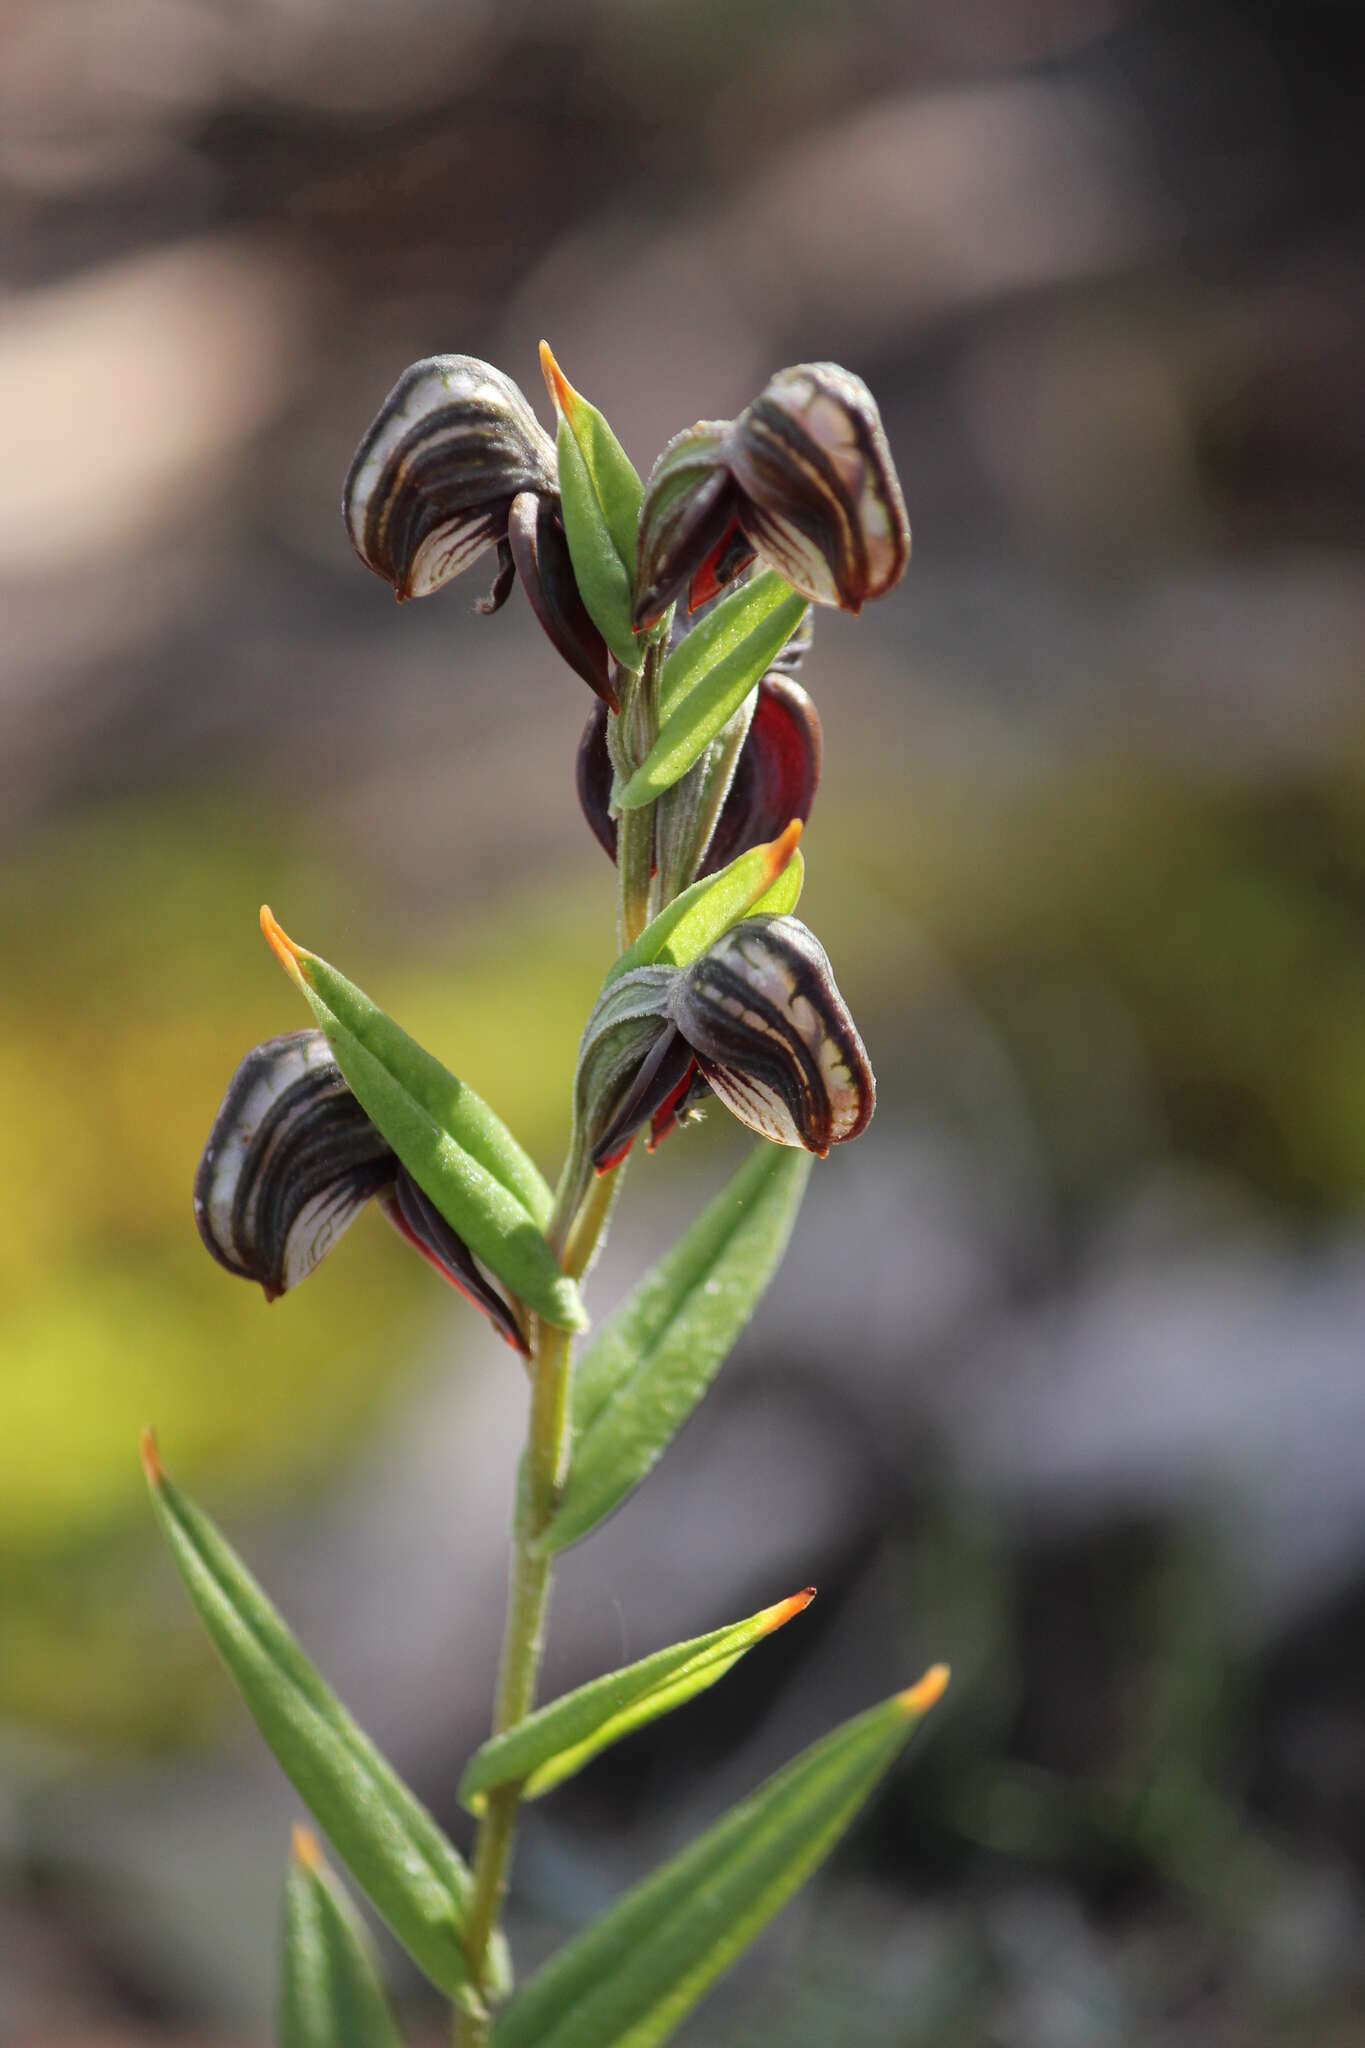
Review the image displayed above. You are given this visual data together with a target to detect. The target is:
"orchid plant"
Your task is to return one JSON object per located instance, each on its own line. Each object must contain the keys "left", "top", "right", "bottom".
{"left": 145, "top": 344, "right": 947, "bottom": 2046}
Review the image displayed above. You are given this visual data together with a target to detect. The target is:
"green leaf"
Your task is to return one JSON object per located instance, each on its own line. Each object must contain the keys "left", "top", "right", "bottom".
{"left": 604, "top": 827, "right": 804, "bottom": 993}
{"left": 543, "top": 342, "right": 644, "bottom": 673}
{"left": 535, "top": 1145, "right": 812, "bottom": 1556}
{"left": 615, "top": 574, "right": 809, "bottom": 808}
{"left": 279, "top": 1829, "right": 404, "bottom": 2048}
{"left": 143, "top": 1435, "right": 509, "bottom": 2003}
{"left": 460, "top": 1589, "right": 815, "bottom": 1814}
{"left": 263, "top": 909, "right": 585, "bottom": 1335}
{"left": 492, "top": 1670, "right": 950, "bottom": 2048}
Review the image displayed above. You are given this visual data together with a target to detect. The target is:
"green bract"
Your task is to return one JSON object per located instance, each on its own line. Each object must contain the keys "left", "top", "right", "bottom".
{"left": 616, "top": 572, "right": 809, "bottom": 809}
{"left": 279, "top": 1832, "right": 404, "bottom": 2048}
{"left": 537, "top": 1145, "right": 812, "bottom": 1554}
{"left": 262, "top": 909, "right": 585, "bottom": 1335}
{"left": 460, "top": 1589, "right": 814, "bottom": 1812}
{"left": 143, "top": 1436, "right": 510, "bottom": 2002}
{"left": 493, "top": 1673, "right": 948, "bottom": 2048}
{"left": 542, "top": 341, "right": 644, "bottom": 672}
{"left": 605, "top": 821, "right": 805, "bottom": 990}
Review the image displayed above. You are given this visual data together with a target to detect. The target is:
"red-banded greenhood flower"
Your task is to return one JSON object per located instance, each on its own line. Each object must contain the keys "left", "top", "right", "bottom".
{"left": 634, "top": 362, "right": 910, "bottom": 630}
{"left": 342, "top": 354, "right": 615, "bottom": 706}
{"left": 579, "top": 914, "right": 875, "bottom": 1172}
{"left": 194, "top": 1029, "right": 530, "bottom": 1356}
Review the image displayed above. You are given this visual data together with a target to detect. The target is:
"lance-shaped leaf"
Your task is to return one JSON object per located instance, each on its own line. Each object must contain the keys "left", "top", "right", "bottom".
{"left": 493, "top": 1669, "right": 950, "bottom": 2048}
{"left": 279, "top": 1828, "right": 404, "bottom": 2048}
{"left": 541, "top": 342, "right": 644, "bottom": 672}
{"left": 605, "top": 821, "right": 804, "bottom": 992}
{"left": 535, "top": 1144, "right": 812, "bottom": 1555}
{"left": 143, "top": 1435, "right": 509, "bottom": 2003}
{"left": 615, "top": 573, "right": 809, "bottom": 810}
{"left": 262, "top": 909, "right": 584, "bottom": 1333}
{"left": 461, "top": 1589, "right": 815, "bottom": 1815}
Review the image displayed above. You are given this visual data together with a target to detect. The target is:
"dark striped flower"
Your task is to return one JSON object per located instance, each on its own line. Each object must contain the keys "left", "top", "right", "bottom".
{"left": 634, "top": 362, "right": 909, "bottom": 630}
{"left": 194, "top": 1030, "right": 529, "bottom": 1355}
{"left": 582, "top": 914, "right": 874, "bottom": 1171}
{"left": 343, "top": 354, "right": 614, "bottom": 706}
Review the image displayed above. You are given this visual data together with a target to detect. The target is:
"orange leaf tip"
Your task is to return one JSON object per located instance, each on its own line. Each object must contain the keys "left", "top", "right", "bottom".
{"left": 758, "top": 1585, "right": 817, "bottom": 1635}
{"left": 291, "top": 1824, "right": 323, "bottom": 1870}
{"left": 260, "top": 904, "right": 308, "bottom": 988}
{"left": 140, "top": 1426, "right": 165, "bottom": 1489}
{"left": 765, "top": 817, "right": 803, "bottom": 883}
{"left": 897, "top": 1664, "right": 950, "bottom": 1718}
{"left": 538, "top": 339, "right": 579, "bottom": 424}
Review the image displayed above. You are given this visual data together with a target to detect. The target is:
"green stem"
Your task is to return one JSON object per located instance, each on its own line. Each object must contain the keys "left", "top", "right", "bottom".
{"left": 617, "top": 638, "right": 665, "bottom": 948}
{"left": 458, "top": 640, "right": 667, "bottom": 2037}
{"left": 455, "top": 1167, "right": 628, "bottom": 2040}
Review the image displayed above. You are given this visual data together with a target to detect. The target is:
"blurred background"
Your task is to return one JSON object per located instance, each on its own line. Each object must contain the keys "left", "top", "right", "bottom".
{"left": 3, "top": 0, "right": 1364, "bottom": 2040}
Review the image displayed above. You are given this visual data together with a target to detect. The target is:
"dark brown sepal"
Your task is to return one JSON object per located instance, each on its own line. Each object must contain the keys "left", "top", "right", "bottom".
{"left": 381, "top": 1169, "right": 530, "bottom": 1357}
{"left": 686, "top": 514, "right": 757, "bottom": 614}
{"left": 475, "top": 537, "right": 517, "bottom": 615}
{"left": 633, "top": 422, "right": 737, "bottom": 631}
{"left": 589, "top": 1023, "right": 698, "bottom": 1173}
{"left": 508, "top": 490, "right": 616, "bottom": 706}
{"left": 646, "top": 1059, "right": 711, "bottom": 1150}
{"left": 576, "top": 698, "right": 618, "bottom": 861}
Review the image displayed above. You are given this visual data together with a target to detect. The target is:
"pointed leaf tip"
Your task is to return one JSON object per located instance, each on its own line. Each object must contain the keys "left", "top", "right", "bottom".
{"left": 898, "top": 1664, "right": 950, "bottom": 1718}
{"left": 460, "top": 1590, "right": 815, "bottom": 1814}
{"left": 140, "top": 1426, "right": 164, "bottom": 1489}
{"left": 758, "top": 1585, "right": 816, "bottom": 1634}
{"left": 260, "top": 905, "right": 307, "bottom": 988}
{"left": 768, "top": 816, "right": 802, "bottom": 880}
{"left": 539, "top": 339, "right": 577, "bottom": 423}
{"left": 291, "top": 1824, "right": 323, "bottom": 1870}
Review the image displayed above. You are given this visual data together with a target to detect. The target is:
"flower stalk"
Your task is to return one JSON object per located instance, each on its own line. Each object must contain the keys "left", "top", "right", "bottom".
{"left": 171, "top": 343, "right": 929, "bottom": 2048}
{"left": 457, "top": 1146, "right": 627, "bottom": 2039}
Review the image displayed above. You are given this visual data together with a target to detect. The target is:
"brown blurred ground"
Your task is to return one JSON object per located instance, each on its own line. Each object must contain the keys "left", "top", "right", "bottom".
{"left": 3, "top": 1, "right": 1365, "bottom": 2043}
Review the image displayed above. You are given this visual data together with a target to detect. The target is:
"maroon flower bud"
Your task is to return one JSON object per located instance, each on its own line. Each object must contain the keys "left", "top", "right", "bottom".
{"left": 194, "top": 1030, "right": 529, "bottom": 1355}
{"left": 575, "top": 673, "right": 821, "bottom": 876}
